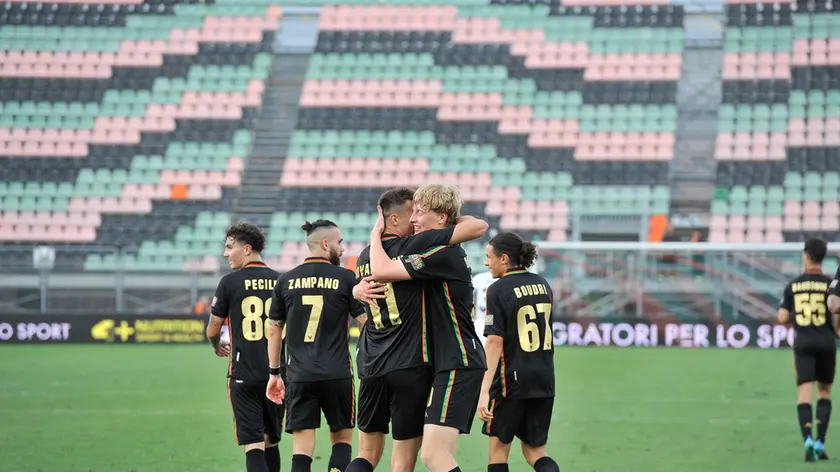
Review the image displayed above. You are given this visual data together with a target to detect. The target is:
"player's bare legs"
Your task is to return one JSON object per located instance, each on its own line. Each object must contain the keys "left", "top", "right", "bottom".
{"left": 420, "top": 424, "right": 461, "bottom": 472}
{"left": 487, "top": 437, "right": 512, "bottom": 470}
{"left": 291, "top": 429, "right": 317, "bottom": 471}
{"left": 391, "top": 437, "right": 423, "bottom": 472}
{"left": 485, "top": 439, "right": 560, "bottom": 472}
{"left": 816, "top": 382, "right": 833, "bottom": 460}
{"left": 264, "top": 435, "right": 280, "bottom": 472}
{"left": 521, "top": 444, "right": 560, "bottom": 471}
{"left": 328, "top": 428, "right": 354, "bottom": 472}
{"left": 243, "top": 442, "right": 269, "bottom": 472}
{"left": 347, "top": 431, "right": 385, "bottom": 471}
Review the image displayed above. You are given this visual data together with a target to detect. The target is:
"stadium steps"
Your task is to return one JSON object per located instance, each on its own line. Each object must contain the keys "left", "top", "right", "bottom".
{"left": 670, "top": 44, "right": 722, "bottom": 216}
{"left": 233, "top": 53, "right": 310, "bottom": 226}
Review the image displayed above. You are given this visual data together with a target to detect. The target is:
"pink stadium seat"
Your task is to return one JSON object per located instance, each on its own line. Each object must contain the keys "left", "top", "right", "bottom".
{"left": 803, "top": 216, "right": 821, "bottom": 231}
{"left": 728, "top": 230, "right": 745, "bottom": 243}
{"left": 766, "top": 232, "right": 784, "bottom": 243}
{"left": 783, "top": 216, "right": 802, "bottom": 231}
{"left": 784, "top": 201, "right": 802, "bottom": 216}
{"left": 745, "top": 231, "right": 764, "bottom": 243}
{"left": 766, "top": 216, "right": 783, "bottom": 231}
{"left": 708, "top": 230, "right": 726, "bottom": 243}
{"left": 728, "top": 215, "right": 746, "bottom": 230}
{"left": 821, "top": 218, "right": 839, "bottom": 231}
{"left": 746, "top": 215, "right": 764, "bottom": 229}
{"left": 803, "top": 201, "right": 821, "bottom": 217}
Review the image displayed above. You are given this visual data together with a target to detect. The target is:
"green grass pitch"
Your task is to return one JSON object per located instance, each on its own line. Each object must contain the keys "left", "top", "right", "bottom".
{"left": 0, "top": 345, "right": 835, "bottom": 471}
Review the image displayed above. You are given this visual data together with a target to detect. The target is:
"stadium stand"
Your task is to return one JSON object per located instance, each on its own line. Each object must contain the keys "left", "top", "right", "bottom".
{"left": 0, "top": 0, "right": 281, "bottom": 272}
{"left": 1, "top": 0, "right": 681, "bottom": 273}
{"left": 712, "top": 0, "right": 840, "bottom": 243}
{"left": 273, "top": 1, "right": 680, "bottom": 270}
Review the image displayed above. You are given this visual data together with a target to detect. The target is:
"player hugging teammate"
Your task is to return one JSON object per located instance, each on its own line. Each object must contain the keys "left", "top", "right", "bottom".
{"left": 778, "top": 238, "right": 840, "bottom": 462}
{"left": 209, "top": 185, "right": 565, "bottom": 472}
{"left": 349, "top": 184, "right": 491, "bottom": 472}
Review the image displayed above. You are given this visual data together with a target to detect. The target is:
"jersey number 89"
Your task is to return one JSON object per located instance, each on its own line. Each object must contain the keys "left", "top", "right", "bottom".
{"left": 517, "top": 303, "right": 553, "bottom": 352}
{"left": 241, "top": 296, "right": 273, "bottom": 341}
{"left": 794, "top": 293, "right": 827, "bottom": 327}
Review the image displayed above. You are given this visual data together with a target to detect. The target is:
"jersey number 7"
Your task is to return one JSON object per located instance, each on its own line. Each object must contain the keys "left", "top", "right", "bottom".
{"left": 302, "top": 295, "right": 324, "bottom": 343}
{"left": 517, "top": 303, "right": 553, "bottom": 352}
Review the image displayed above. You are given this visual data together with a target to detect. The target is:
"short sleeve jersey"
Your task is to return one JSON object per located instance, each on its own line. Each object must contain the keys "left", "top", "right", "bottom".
{"left": 268, "top": 257, "right": 366, "bottom": 383}
{"left": 354, "top": 227, "right": 455, "bottom": 379}
{"left": 484, "top": 269, "right": 555, "bottom": 399}
{"left": 211, "top": 261, "right": 282, "bottom": 382}
{"left": 780, "top": 270, "right": 837, "bottom": 351}
{"left": 401, "top": 244, "right": 487, "bottom": 373}
{"left": 829, "top": 266, "right": 840, "bottom": 298}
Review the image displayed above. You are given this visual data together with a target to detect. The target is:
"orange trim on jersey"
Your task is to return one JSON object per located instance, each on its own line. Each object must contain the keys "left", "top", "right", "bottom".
{"left": 303, "top": 257, "right": 331, "bottom": 264}
{"left": 228, "top": 336, "right": 234, "bottom": 377}
{"left": 421, "top": 245, "right": 448, "bottom": 258}
{"left": 486, "top": 399, "right": 496, "bottom": 432}
{"left": 243, "top": 261, "right": 267, "bottom": 268}
{"left": 421, "top": 289, "right": 429, "bottom": 363}
{"left": 440, "top": 370, "right": 456, "bottom": 423}
{"left": 500, "top": 350, "right": 508, "bottom": 397}
{"left": 227, "top": 378, "right": 239, "bottom": 442}
{"left": 503, "top": 269, "right": 527, "bottom": 277}
{"left": 381, "top": 234, "right": 399, "bottom": 241}
{"left": 350, "top": 375, "right": 357, "bottom": 426}
{"left": 443, "top": 282, "right": 469, "bottom": 366}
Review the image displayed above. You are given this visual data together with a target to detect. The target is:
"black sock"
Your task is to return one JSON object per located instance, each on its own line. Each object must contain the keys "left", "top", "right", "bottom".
{"left": 246, "top": 449, "right": 269, "bottom": 472}
{"left": 798, "top": 402, "right": 814, "bottom": 442}
{"left": 265, "top": 445, "right": 280, "bottom": 472}
{"left": 448, "top": 468, "right": 462, "bottom": 472}
{"left": 817, "top": 399, "right": 833, "bottom": 443}
{"left": 488, "top": 464, "right": 509, "bottom": 472}
{"left": 328, "top": 442, "right": 352, "bottom": 472}
{"left": 345, "top": 458, "right": 374, "bottom": 472}
{"left": 291, "top": 454, "right": 312, "bottom": 472}
{"left": 534, "top": 457, "right": 560, "bottom": 472}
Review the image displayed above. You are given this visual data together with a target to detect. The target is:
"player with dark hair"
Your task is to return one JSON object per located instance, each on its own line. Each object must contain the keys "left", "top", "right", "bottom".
{"left": 347, "top": 187, "right": 490, "bottom": 472}
{"left": 265, "top": 219, "right": 366, "bottom": 472}
{"left": 477, "top": 233, "right": 560, "bottom": 472}
{"left": 207, "top": 223, "right": 284, "bottom": 472}
{"left": 778, "top": 238, "right": 839, "bottom": 462}
{"left": 367, "top": 183, "right": 488, "bottom": 472}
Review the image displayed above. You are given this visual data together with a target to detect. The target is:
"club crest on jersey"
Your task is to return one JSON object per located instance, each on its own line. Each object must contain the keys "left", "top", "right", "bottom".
{"left": 406, "top": 254, "right": 425, "bottom": 270}
{"left": 485, "top": 314, "right": 494, "bottom": 326}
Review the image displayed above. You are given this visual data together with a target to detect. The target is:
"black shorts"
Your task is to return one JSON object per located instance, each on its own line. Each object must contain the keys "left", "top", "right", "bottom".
{"left": 285, "top": 378, "right": 355, "bottom": 433}
{"left": 794, "top": 348, "right": 837, "bottom": 385}
{"left": 425, "top": 369, "right": 483, "bottom": 434}
{"left": 228, "top": 378, "right": 285, "bottom": 446}
{"left": 357, "top": 366, "right": 434, "bottom": 440}
{"left": 482, "top": 397, "right": 554, "bottom": 447}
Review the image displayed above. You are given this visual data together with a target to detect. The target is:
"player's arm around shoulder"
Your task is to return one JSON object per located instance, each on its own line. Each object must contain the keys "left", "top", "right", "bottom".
{"left": 341, "top": 268, "right": 368, "bottom": 324}
{"left": 400, "top": 215, "right": 489, "bottom": 254}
